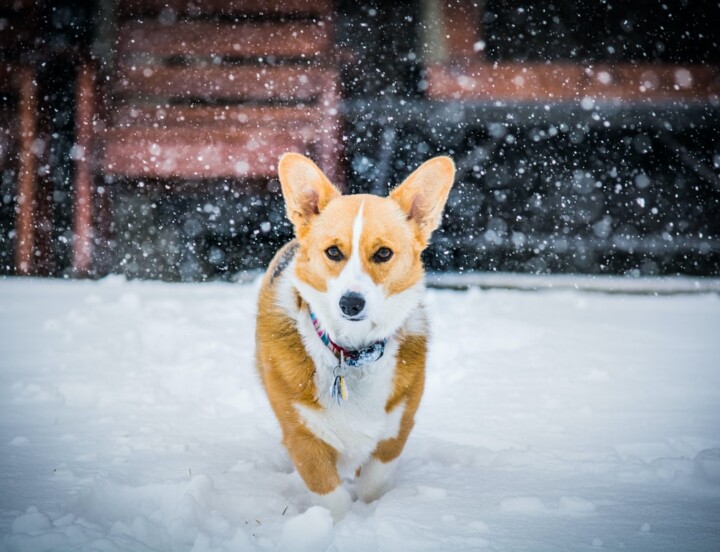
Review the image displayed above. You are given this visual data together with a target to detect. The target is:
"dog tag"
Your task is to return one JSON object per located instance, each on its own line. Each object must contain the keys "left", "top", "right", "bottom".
{"left": 339, "top": 375, "right": 348, "bottom": 400}
{"left": 331, "top": 374, "right": 348, "bottom": 403}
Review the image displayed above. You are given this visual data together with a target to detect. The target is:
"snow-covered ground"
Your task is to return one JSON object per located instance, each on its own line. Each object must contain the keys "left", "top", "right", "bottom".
{"left": 1, "top": 276, "right": 719, "bottom": 551}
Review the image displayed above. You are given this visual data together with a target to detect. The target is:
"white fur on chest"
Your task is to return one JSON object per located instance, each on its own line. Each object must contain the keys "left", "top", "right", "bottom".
{"left": 295, "top": 316, "right": 405, "bottom": 476}
{"left": 274, "top": 260, "right": 425, "bottom": 476}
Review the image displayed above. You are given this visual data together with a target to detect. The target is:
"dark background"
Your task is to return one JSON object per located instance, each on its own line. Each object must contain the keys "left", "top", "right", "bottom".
{"left": 1, "top": 0, "right": 719, "bottom": 280}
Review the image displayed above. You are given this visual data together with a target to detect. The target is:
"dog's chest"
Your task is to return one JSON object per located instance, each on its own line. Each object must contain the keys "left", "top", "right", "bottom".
{"left": 295, "top": 345, "right": 404, "bottom": 476}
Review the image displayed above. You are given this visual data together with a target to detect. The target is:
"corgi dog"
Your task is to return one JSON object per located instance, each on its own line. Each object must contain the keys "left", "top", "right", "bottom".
{"left": 255, "top": 153, "right": 455, "bottom": 519}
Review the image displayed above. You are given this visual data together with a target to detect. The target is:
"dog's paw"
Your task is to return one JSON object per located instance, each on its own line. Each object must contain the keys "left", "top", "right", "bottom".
{"left": 314, "top": 485, "right": 352, "bottom": 521}
{"left": 356, "top": 457, "right": 398, "bottom": 503}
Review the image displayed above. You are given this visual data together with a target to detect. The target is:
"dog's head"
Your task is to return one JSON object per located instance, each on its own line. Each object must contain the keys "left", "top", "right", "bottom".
{"left": 279, "top": 153, "right": 455, "bottom": 348}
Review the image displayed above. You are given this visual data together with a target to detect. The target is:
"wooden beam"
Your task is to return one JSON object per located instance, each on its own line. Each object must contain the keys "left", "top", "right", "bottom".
{"left": 584, "top": 64, "right": 720, "bottom": 102}
{"left": 116, "top": 0, "right": 333, "bottom": 17}
{"left": 117, "top": 20, "right": 332, "bottom": 59}
{"left": 427, "top": 62, "right": 720, "bottom": 102}
{"left": 14, "top": 66, "right": 37, "bottom": 275}
{"left": 426, "top": 62, "right": 585, "bottom": 101}
{"left": 112, "top": 105, "right": 322, "bottom": 128}
{"left": 317, "top": 75, "right": 343, "bottom": 188}
{"left": 113, "top": 65, "right": 330, "bottom": 101}
{"left": 440, "top": 0, "right": 482, "bottom": 62}
{"left": 103, "top": 127, "right": 311, "bottom": 178}
{"left": 72, "top": 63, "right": 96, "bottom": 276}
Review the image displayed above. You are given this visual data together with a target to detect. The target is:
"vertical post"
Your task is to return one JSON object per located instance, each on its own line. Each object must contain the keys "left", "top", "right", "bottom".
{"left": 72, "top": 63, "right": 95, "bottom": 276}
{"left": 318, "top": 70, "right": 343, "bottom": 189}
{"left": 317, "top": 5, "right": 343, "bottom": 190}
{"left": 441, "top": 0, "right": 483, "bottom": 63}
{"left": 15, "top": 66, "right": 38, "bottom": 275}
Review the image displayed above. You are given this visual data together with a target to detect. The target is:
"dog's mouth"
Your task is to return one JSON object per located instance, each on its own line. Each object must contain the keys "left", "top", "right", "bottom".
{"left": 341, "top": 313, "right": 367, "bottom": 322}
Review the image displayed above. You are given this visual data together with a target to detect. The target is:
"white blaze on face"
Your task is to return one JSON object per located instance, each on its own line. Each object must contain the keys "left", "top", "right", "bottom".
{"left": 326, "top": 202, "right": 382, "bottom": 346}
{"left": 344, "top": 200, "right": 367, "bottom": 295}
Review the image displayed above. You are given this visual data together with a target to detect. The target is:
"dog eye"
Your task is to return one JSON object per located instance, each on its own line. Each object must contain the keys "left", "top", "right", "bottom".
{"left": 372, "top": 247, "right": 393, "bottom": 263}
{"left": 325, "top": 246, "right": 345, "bottom": 262}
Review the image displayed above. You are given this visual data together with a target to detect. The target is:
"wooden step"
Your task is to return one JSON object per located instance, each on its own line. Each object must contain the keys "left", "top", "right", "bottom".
{"left": 113, "top": 64, "right": 333, "bottom": 102}
{"left": 112, "top": 105, "right": 322, "bottom": 127}
{"left": 103, "top": 127, "right": 313, "bottom": 178}
{"left": 116, "top": 0, "right": 333, "bottom": 17}
{"left": 117, "top": 20, "right": 331, "bottom": 59}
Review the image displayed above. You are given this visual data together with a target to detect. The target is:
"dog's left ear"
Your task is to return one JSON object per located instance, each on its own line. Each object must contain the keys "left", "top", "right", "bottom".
{"left": 390, "top": 156, "right": 456, "bottom": 246}
{"left": 278, "top": 153, "right": 341, "bottom": 236}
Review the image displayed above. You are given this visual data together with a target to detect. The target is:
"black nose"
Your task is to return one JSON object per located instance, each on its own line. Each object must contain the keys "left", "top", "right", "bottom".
{"left": 339, "top": 292, "right": 366, "bottom": 318}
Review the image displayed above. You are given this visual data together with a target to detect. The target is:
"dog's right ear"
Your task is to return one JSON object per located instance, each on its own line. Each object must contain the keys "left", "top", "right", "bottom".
{"left": 278, "top": 153, "right": 341, "bottom": 236}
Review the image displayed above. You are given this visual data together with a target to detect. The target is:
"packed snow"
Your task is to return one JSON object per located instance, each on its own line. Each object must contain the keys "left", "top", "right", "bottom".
{"left": 1, "top": 276, "right": 719, "bottom": 551}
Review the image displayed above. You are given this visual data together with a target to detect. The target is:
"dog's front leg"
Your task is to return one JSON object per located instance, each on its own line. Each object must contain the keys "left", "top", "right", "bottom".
{"left": 355, "top": 456, "right": 399, "bottom": 503}
{"left": 284, "top": 428, "right": 351, "bottom": 520}
{"left": 357, "top": 364, "right": 424, "bottom": 503}
{"left": 357, "top": 404, "right": 420, "bottom": 502}
{"left": 356, "top": 424, "right": 412, "bottom": 503}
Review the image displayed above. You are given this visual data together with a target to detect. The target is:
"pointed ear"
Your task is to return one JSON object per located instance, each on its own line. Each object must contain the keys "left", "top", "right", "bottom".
{"left": 390, "top": 156, "right": 456, "bottom": 245}
{"left": 278, "top": 153, "right": 341, "bottom": 235}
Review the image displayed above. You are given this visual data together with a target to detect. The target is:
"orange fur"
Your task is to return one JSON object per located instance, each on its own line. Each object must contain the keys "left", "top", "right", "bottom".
{"left": 293, "top": 194, "right": 425, "bottom": 297}
{"left": 373, "top": 334, "right": 427, "bottom": 462}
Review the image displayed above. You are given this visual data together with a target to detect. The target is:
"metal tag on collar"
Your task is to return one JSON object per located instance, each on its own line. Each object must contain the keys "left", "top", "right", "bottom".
{"left": 331, "top": 373, "right": 348, "bottom": 404}
{"left": 331, "top": 352, "right": 348, "bottom": 404}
